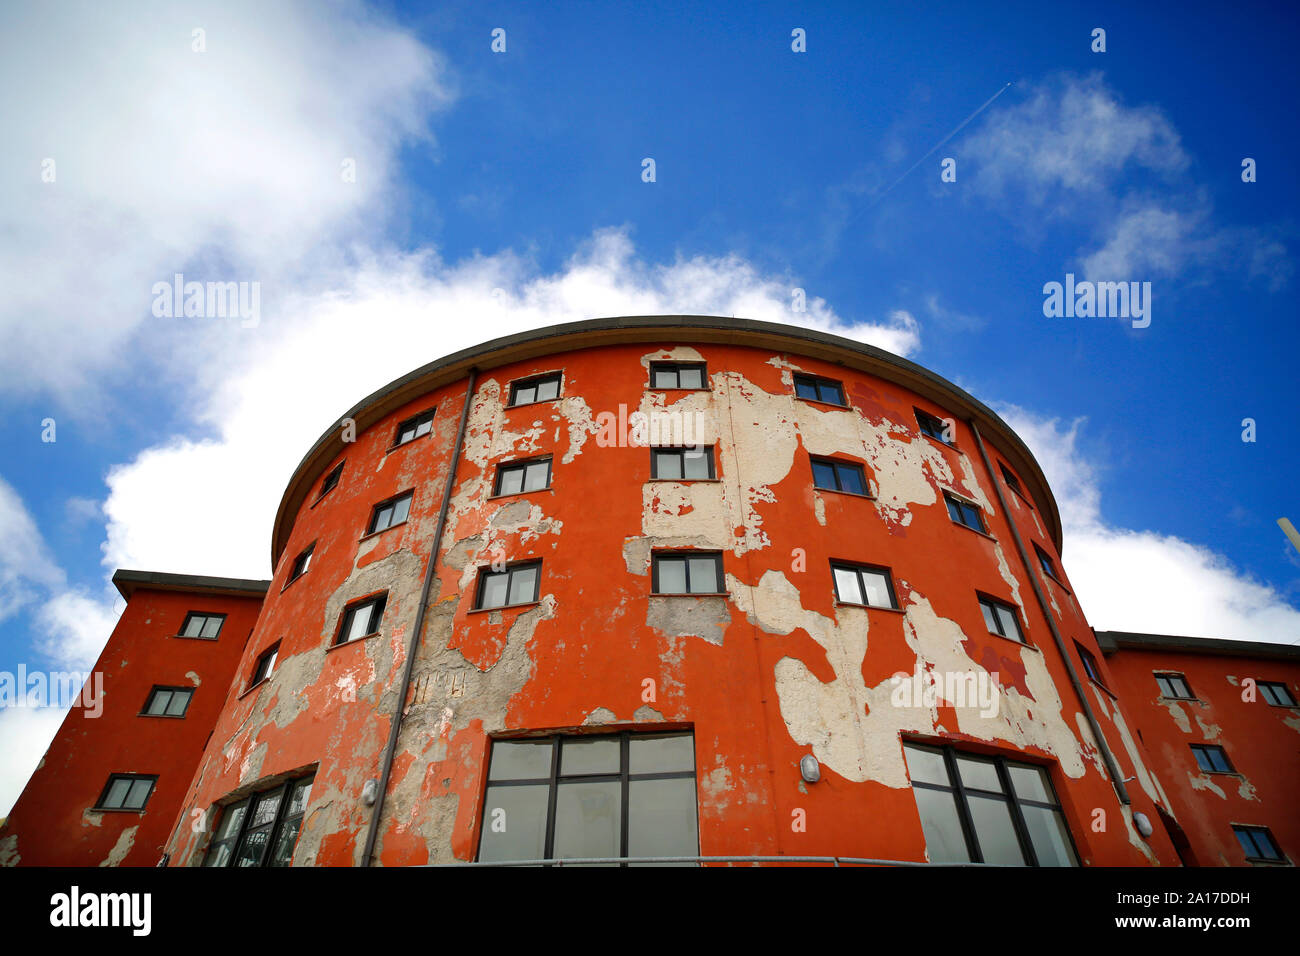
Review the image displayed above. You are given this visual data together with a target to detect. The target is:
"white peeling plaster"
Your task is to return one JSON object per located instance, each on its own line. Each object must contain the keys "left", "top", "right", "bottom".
{"left": 1159, "top": 699, "right": 1192, "bottom": 734}
{"left": 1188, "top": 771, "right": 1227, "bottom": 800}
{"left": 1194, "top": 714, "right": 1222, "bottom": 740}
{"left": 99, "top": 825, "right": 138, "bottom": 867}
{"left": 1090, "top": 686, "right": 1170, "bottom": 811}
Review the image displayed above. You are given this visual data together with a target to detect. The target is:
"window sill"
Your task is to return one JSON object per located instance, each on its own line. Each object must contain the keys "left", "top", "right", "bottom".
{"left": 488, "top": 488, "right": 554, "bottom": 501}
{"left": 507, "top": 398, "right": 562, "bottom": 411}
{"left": 360, "top": 520, "right": 408, "bottom": 543}
{"left": 467, "top": 601, "right": 541, "bottom": 616}
{"left": 170, "top": 634, "right": 218, "bottom": 642}
{"left": 1264, "top": 701, "right": 1299, "bottom": 709}
{"left": 385, "top": 430, "right": 435, "bottom": 455}
{"left": 327, "top": 632, "right": 380, "bottom": 652}
{"left": 1199, "top": 769, "right": 1240, "bottom": 777}
{"left": 1007, "top": 485, "right": 1034, "bottom": 510}
{"left": 280, "top": 572, "right": 308, "bottom": 594}
{"left": 1157, "top": 695, "right": 1201, "bottom": 705}
{"left": 238, "top": 678, "right": 271, "bottom": 700}
{"left": 645, "top": 386, "right": 710, "bottom": 392}
{"left": 983, "top": 629, "right": 1038, "bottom": 651}
{"left": 648, "top": 477, "right": 721, "bottom": 483}
{"left": 1086, "top": 676, "right": 1117, "bottom": 700}
{"left": 794, "top": 396, "right": 849, "bottom": 411}
{"left": 650, "top": 591, "right": 731, "bottom": 598}
{"left": 309, "top": 486, "right": 339, "bottom": 510}
{"left": 137, "top": 712, "right": 187, "bottom": 719}
{"left": 814, "top": 487, "right": 875, "bottom": 501}
{"left": 89, "top": 807, "right": 148, "bottom": 815}
{"left": 921, "top": 432, "right": 959, "bottom": 452}
{"left": 1042, "top": 572, "right": 1072, "bottom": 596}
{"left": 950, "top": 519, "right": 996, "bottom": 542}
{"left": 834, "top": 601, "right": 903, "bottom": 614}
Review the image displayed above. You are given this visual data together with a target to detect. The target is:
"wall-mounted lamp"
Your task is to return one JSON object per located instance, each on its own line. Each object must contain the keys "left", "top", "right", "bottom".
{"left": 799, "top": 754, "right": 821, "bottom": 784}
{"left": 1133, "top": 812, "right": 1153, "bottom": 838}
{"left": 362, "top": 778, "right": 379, "bottom": 806}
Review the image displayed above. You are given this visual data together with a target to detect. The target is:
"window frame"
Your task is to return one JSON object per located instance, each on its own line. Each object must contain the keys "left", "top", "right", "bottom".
{"left": 314, "top": 461, "right": 344, "bottom": 503}
{"left": 286, "top": 543, "right": 314, "bottom": 586}
{"left": 1258, "top": 680, "right": 1297, "bottom": 707}
{"left": 977, "top": 594, "right": 1027, "bottom": 644}
{"left": 94, "top": 773, "right": 158, "bottom": 812}
{"left": 140, "top": 686, "right": 194, "bottom": 719}
{"left": 792, "top": 373, "right": 847, "bottom": 407}
{"left": 651, "top": 551, "right": 725, "bottom": 596}
{"left": 902, "top": 742, "right": 1079, "bottom": 867}
{"left": 202, "top": 774, "right": 315, "bottom": 868}
{"left": 493, "top": 456, "right": 554, "bottom": 497}
{"left": 476, "top": 730, "right": 698, "bottom": 866}
{"left": 474, "top": 560, "right": 543, "bottom": 610}
{"left": 649, "top": 361, "right": 708, "bottom": 390}
{"left": 366, "top": 490, "right": 414, "bottom": 536}
{"left": 248, "top": 642, "right": 280, "bottom": 689}
{"left": 944, "top": 492, "right": 987, "bottom": 533}
{"left": 830, "top": 561, "right": 900, "bottom": 610}
{"left": 650, "top": 445, "right": 717, "bottom": 481}
{"left": 1232, "top": 825, "right": 1285, "bottom": 864}
{"left": 1032, "top": 543, "right": 1063, "bottom": 583}
{"left": 391, "top": 408, "right": 436, "bottom": 449}
{"left": 177, "top": 611, "right": 225, "bottom": 641}
{"left": 1155, "top": 672, "right": 1195, "bottom": 700}
{"left": 1075, "top": 641, "right": 1108, "bottom": 689}
{"left": 1190, "top": 743, "right": 1235, "bottom": 775}
{"left": 998, "top": 462, "right": 1029, "bottom": 503}
{"left": 809, "top": 456, "right": 870, "bottom": 496}
{"left": 508, "top": 372, "right": 563, "bottom": 408}
{"left": 915, "top": 409, "right": 956, "bottom": 447}
{"left": 334, "top": 594, "right": 387, "bottom": 647}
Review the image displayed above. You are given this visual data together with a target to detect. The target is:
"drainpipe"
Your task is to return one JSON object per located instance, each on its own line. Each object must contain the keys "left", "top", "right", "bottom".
{"left": 361, "top": 366, "right": 478, "bottom": 866}
{"left": 967, "top": 418, "right": 1131, "bottom": 806}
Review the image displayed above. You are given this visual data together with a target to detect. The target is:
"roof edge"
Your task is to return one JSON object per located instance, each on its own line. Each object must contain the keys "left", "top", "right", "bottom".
{"left": 112, "top": 569, "right": 271, "bottom": 601}
{"left": 1095, "top": 629, "right": 1300, "bottom": 661}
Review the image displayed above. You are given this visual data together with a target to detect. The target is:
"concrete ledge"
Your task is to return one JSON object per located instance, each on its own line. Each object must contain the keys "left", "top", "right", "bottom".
{"left": 112, "top": 569, "right": 271, "bottom": 601}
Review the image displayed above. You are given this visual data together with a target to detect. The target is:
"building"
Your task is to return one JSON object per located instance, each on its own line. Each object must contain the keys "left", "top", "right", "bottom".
{"left": 2, "top": 316, "right": 1295, "bottom": 867}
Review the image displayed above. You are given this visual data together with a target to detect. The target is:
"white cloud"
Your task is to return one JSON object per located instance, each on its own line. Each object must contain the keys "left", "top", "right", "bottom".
{"left": 102, "top": 228, "right": 922, "bottom": 579}
{"left": 35, "top": 592, "right": 122, "bottom": 672}
{"left": 997, "top": 405, "right": 1300, "bottom": 645}
{"left": 0, "top": 705, "right": 68, "bottom": 819}
{"left": 0, "top": 0, "right": 452, "bottom": 401}
{"left": 0, "top": 477, "right": 64, "bottom": 624}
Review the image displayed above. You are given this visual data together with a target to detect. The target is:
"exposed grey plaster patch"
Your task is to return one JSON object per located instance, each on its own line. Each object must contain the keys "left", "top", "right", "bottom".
{"left": 185, "top": 670, "right": 201, "bottom": 686}
{"left": 1091, "top": 686, "right": 1169, "bottom": 810}
{"left": 622, "top": 534, "right": 717, "bottom": 577}
{"left": 646, "top": 596, "right": 731, "bottom": 646}
{"left": 1188, "top": 771, "right": 1226, "bottom": 800}
{"left": 583, "top": 707, "right": 617, "bottom": 725}
{"left": 813, "top": 495, "right": 826, "bottom": 526}
{"left": 1159, "top": 699, "right": 1192, "bottom": 733}
{"left": 0, "top": 833, "right": 18, "bottom": 867}
{"left": 80, "top": 809, "right": 104, "bottom": 828}
{"left": 633, "top": 705, "right": 666, "bottom": 721}
{"left": 1237, "top": 776, "right": 1258, "bottom": 800}
{"left": 1194, "top": 714, "right": 1221, "bottom": 740}
{"left": 99, "top": 825, "right": 138, "bottom": 866}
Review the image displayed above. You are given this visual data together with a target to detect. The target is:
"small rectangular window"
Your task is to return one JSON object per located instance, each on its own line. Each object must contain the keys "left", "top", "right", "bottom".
{"left": 1190, "top": 744, "right": 1234, "bottom": 774}
{"left": 475, "top": 561, "right": 542, "bottom": 609}
{"left": 652, "top": 552, "right": 724, "bottom": 595}
{"left": 317, "top": 461, "right": 344, "bottom": 500}
{"left": 179, "top": 612, "right": 225, "bottom": 640}
{"left": 916, "top": 410, "right": 955, "bottom": 446}
{"left": 495, "top": 458, "right": 553, "bottom": 496}
{"left": 142, "top": 686, "right": 194, "bottom": 718}
{"left": 95, "top": 774, "right": 158, "bottom": 811}
{"left": 793, "top": 373, "right": 846, "bottom": 407}
{"left": 1033, "top": 543, "right": 1060, "bottom": 581}
{"left": 978, "top": 595, "right": 1026, "bottom": 643}
{"left": 1075, "top": 642, "right": 1106, "bottom": 687}
{"left": 249, "top": 643, "right": 280, "bottom": 687}
{"left": 810, "top": 456, "right": 868, "bottom": 495}
{"left": 1259, "top": 681, "right": 1297, "bottom": 707}
{"left": 831, "top": 562, "right": 898, "bottom": 609}
{"left": 999, "top": 463, "right": 1024, "bottom": 498}
{"left": 1232, "top": 825, "right": 1284, "bottom": 863}
{"left": 393, "top": 408, "right": 435, "bottom": 447}
{"left": 651, "top": 446, "right": 716, "bottom": 480}
{"left": 368, "top": 490, "right": 413, "bottom": 535}
{"left": 287, "top": 544, "right": 313, "bottom": 584}
{"left": 944, "top": 493, "right": 987, "bottom": 533}
{"left": 650, "top": 362, "right": 708, "bottom": 390}
{"left": 1155, "top": 673, "right": 1194, "bottom": 700}
{"left": 509, "top": 373, "right": 562, "bottom": 407}
{"left": 336, "top": 595, "right": 386, "bottom": 645}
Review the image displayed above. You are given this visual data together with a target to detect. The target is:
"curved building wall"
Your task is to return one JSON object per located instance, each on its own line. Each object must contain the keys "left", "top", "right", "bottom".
{"left": 163, "top": 318, "right": 1182, "bottom": 867}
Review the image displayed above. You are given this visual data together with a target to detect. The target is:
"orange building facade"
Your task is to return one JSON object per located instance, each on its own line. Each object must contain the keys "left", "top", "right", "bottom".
{"left": 3, "top": 317, "right": 1295, "bottom": 867}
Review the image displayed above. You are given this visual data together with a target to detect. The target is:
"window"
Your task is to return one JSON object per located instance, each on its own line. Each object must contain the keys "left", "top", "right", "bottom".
{"left": 1259, "top": 681, "right": 1297, "bottom": 707}
{"left": 287, "top": 544, "right": 313, "bottom": 584}
{"left": 999, "top": 463, "right": 1025, "bottom": 498}
{"left": 95, "top": 774, "right": 158, "bottom": 811}
{"left": 249, "top": 643, "right": 280, "bottom": 687}
{"left": 392, "top": 408, "right": 435, "bottom": 447}
{"left": 1076, "top": 642, "right": 1106, "bottom": 687}
{"left": 475, "top": 561, "right": 541, "bottom": 609}
{"left": 1155, "top": 673, "right": 1194, "bottom": 699}
{"left": 650, "top": 362, "right": 707, "bottom": 390}
{"left": 916, "top": 409, "right": 955, "bottom": 446}
{"left": 1190, "top": 744, "right": 1234, "bottom": 774}
{"left": 142, "top": 686, "right": 193, "bottom": 718}
{"left": 651, "top": 446, "right": 715, "bottom": 480}
{"left": 1232, "top": 825, "right": 1284, "bottom": 864}
{"left": 902, "top": 743, "right": 1078, "bottom": 866}
{"left": 336, "top": 595, "right": 386, "bottom": 645}
{"left": 978, "top": 596, "right": 1026, "bottom": 644}
{"left": 495, "top": 457, "right": 552, "bottom": 496}
{"left": 367, "top": 490, "right": 413, "bottom": 535}
{"left": 793, "top": 373, "right": 846, "bottom": 407}
{"left": 831, "top": 562, "right": 899, "bottom": 609}
{"left": 1033, "top": 543, "right": 1061, "bottom": 581}
{"left": 652, "top": 552, "right": 723, "bottom": 595}
{"left": 810, "top": 456, "right": 868, "bottom": 495}
{"left": 317, "top": 461, "right": 344, "bottom": 500}
{"left": 477, "top": 731, "right": 697, "bottom": 865}
{"left": 944, "top": 493, "right": 986, "bottom": 533}
{"left": 179, "top": 612, "right": 225, "bottom": 640}
{"left": 509, "top": 373, "right": 561, "bottom": 407}
{"left": 203, "top": 775, "right": 314, "bottom": 868}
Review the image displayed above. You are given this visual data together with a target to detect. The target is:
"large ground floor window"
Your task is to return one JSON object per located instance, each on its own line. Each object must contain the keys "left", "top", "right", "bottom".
{"left": 478, "top": 730, "right": 697, "bottom": 865}
{"left": 203, "top": 774, "right": 314, "bottom": 867}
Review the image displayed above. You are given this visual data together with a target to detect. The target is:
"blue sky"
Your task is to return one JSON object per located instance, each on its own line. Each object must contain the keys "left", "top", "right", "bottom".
{"left": 1, "top": 0, "right": 1297, "bottom": 813}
